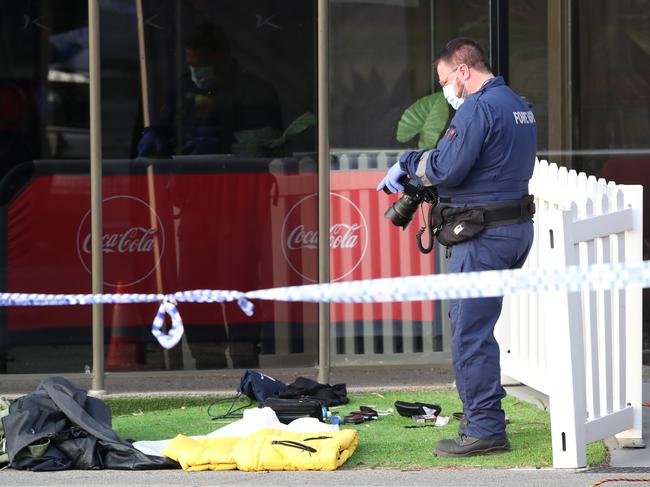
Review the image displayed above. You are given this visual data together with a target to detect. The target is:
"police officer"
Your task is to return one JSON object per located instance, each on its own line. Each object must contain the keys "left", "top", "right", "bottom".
{"left": 377, "top": 38, "right": 537, "bottom": 457}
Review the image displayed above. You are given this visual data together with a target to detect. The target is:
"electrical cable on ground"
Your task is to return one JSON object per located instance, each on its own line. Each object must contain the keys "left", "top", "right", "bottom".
{"left": 207, "top": 393, "right": 253, "bottom": 421}
{"left": 589, "top": 478, "right": 650, "bottom": 487}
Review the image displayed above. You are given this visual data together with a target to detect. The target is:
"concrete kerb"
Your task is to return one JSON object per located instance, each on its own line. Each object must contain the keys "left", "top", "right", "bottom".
{"left": 0, "top": 364, "right": 458, "bottom": 398}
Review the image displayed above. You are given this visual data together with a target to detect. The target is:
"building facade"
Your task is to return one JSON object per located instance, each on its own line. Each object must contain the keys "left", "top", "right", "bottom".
{"left": 0, "top": 0, "right": 648, "bottom": 375}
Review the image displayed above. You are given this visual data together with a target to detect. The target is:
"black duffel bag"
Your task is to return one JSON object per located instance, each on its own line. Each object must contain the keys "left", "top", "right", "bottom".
{"left": 262, "top": 397, "right": 327, "bottom": 424}
{"left": 272, "top": 377, "right": 348, "bottom": 407}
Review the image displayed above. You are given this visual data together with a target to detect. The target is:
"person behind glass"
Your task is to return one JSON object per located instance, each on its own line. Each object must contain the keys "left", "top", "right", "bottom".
{"left": 138, "top": 23, "right": 282, "bottom": 157}
{"left": 377, "top": 38, "right": 537, "bottom": 457}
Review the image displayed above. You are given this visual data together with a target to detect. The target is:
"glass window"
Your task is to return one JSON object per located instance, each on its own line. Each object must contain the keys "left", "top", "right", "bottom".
{"left": 330, "top": 1, "right": 432, "bottom": 149}
{"left": 0, "top": 1, "right": 319, "bottom": 373}
{"left": 0, "top": 1, "right": 91, "bottom": 373}
{"left": 433, "top": 0, "right": 489, "bottom": 59}
{"left": 509, "top": 0, "right": 548, "bottom": 152}
{"left": 574, "top": 0, "right": 650, "bottom": 357}
{"left": 576, "top": 0, "right": 650, "bottom": 156}
{"left": 326, "top": 1, "right": 491, "bottom": 363}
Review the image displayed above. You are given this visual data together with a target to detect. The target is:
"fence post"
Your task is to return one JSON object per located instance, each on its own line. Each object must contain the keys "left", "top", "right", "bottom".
{"left": 614, "top": 185, "right": 645, "bottom": 448}
{"left": 541, "top": 206, "right": 588, "bottom": 468}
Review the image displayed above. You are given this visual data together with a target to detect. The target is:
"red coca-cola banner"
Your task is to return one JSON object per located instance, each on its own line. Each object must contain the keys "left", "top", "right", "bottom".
{"left": 4, "top": 162, "right": 435, "bottom": 337}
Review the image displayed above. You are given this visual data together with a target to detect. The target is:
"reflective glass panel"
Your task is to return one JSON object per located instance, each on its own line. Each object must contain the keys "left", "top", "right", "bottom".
{"left": 0, "top": 0, "right": 319, "bottom": 373}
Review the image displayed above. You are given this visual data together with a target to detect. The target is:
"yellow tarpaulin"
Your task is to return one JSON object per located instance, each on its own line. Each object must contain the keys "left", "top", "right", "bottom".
{"left": 163, "top": 428, "right": 358, "bottom": 472}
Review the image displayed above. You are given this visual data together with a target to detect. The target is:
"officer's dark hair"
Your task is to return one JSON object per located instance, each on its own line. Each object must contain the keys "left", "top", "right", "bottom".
{"left": 433, "top": 38, "right": 491, "bottom": 74}
{"left": 184, "top": 23, "right": 230, "bottom": 55}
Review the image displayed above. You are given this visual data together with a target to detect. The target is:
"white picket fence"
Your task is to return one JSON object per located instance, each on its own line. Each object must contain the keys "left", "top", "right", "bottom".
{"left": 260, "top": 152, "right": 644, "bottom": 469}
{"left": 496, "top": 158, "right": 644, "bottom": 468}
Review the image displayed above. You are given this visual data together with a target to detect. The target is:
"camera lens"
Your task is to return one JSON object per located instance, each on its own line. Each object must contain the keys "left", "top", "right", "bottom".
{"left": 384, "top": 194, "right": 421, "bottom": 229}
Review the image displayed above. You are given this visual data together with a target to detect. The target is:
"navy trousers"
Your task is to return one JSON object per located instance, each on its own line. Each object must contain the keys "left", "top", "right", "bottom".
{"left": 448, "top": 221, "right": 533, "bottom": 440}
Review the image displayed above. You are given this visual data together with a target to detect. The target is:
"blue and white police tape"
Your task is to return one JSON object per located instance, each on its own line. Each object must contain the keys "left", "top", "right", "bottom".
{"left": 0, "top": 289, "right": 249, "bottom": 308}
{"left": 245, "top": 260, "right": 650, "bottom": 304}
{"left": 1, "top": 260, "right": 649, "bottom": 349}
{"left": 151, "top": 298, "right": 184, "bottom": 349}
{"left": 0, "top": 289, "right": 250, "bottom": 350}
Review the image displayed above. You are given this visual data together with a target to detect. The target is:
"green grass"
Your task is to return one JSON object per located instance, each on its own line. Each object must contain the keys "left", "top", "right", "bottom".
{"left": 107, "top": 391, "right": 608, "bottom": 469}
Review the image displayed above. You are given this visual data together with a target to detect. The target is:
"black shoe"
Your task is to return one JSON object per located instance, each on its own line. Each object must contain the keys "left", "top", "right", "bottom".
{"left": 457, "top": 416, "right": 469, "bottom": 436}
{"left": 434, "top": 434, "right": 511, "bottom": 457}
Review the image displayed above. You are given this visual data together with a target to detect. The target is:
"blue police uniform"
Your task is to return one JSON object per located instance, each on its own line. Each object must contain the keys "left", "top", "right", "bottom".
{"left": 404, "top": 76, "right": 537, "bottom": 440}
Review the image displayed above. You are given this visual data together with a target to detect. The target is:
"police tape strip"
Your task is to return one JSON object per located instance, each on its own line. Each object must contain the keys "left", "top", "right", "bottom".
{"left": 1, "top": 260, "right": 649, "bottom": 350}
{"left": 150, "top": 298, "right": 184, "bottom": 349}
{"left": 0, "top": 290, "right": 251, "bottom": 350}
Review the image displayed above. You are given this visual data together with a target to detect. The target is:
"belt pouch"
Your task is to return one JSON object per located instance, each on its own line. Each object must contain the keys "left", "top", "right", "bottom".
{"left": 436, "top": 207, "right": 486, "bottom": 247}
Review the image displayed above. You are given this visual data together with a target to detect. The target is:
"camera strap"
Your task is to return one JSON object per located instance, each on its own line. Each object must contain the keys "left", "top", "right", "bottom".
{"left": 416, "top": 204, "right": 437, "bottom": 254}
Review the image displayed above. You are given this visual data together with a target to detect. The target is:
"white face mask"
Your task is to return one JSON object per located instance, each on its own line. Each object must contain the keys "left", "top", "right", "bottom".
{"left": 190, "top": 65, "right": 216, "bottom": 90}
{"left": 442, "top": 68, "right": 466, "bottom": 110}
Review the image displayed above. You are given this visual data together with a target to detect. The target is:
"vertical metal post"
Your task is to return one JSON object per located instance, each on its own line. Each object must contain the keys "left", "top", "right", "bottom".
{"left": 547, "top": 0, "right": 573, "bottom": 166}
{"left": 135, "top": 0, "right": 150, "bottom": 127}
{"left": 88, "top": 0, "right": 105, "bottom": 395}
{"left": 136, "top": 0, "right": 169, "bottom": 368}
{"left": 174, "top": 2, "right": 184, "bottom": 155}
{"left": 317, "top": 0, "right": 331, "bottom": 384}
{"left": 430, "top": 0, "right": 436, "bottom": 79}
{"left": 489, "top": 0, "right": 509, "bottom": 83}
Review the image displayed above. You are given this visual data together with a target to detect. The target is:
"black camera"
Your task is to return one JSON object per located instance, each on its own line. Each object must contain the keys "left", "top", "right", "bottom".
{"left": 383, "top": 175, "right": 438, "bottom": 230}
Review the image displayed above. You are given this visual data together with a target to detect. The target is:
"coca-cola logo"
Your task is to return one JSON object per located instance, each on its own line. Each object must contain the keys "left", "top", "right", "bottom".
{"left": 80, "top": 228, "right": 157, "bottom": 254}
{"left": 286, "top": 223, "right": 361, "bottom": 250}
{"left": 76, "top": 195, "right": 165, "bottom": 288}
{"left": 281, "top": 193, "right": 368, "bottom": 282}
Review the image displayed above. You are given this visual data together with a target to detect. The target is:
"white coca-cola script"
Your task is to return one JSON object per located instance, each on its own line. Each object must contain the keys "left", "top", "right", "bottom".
{"left": 280, "top": 192, "right": 369, "bottom": 282}
{"left": 81, "top": 227, "right": 157, "bottom": 254}
{"left": 286, "top": 223, "right": 361, "bottom": 250}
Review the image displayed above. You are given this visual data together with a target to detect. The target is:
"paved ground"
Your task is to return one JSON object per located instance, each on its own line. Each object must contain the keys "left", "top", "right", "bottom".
{"left": 0, "top": 364, "right": 459, "bottom": 398}
{"left": 603, "top": 383, "right": 650, "bottom": 468}
{"left": 3, "top": 465, "right": 650, "bottom": 486}
{"left": 1, "top": 364, "right": 649, "bottom": 485}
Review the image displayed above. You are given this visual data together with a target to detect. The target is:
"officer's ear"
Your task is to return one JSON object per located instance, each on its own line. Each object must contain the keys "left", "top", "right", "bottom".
{"left": 457, "top": 64, "right": 471, "bottom": 81}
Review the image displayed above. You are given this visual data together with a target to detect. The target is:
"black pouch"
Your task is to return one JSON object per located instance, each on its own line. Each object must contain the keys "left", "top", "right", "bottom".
{"left": 394, "top": 401, "right": 442, "bottom": 418}
{"left": 262, "top": 397, "right": 326, "bottom": 424}
{"left": 436, "top": 207, "right": 486, "bottom": 247}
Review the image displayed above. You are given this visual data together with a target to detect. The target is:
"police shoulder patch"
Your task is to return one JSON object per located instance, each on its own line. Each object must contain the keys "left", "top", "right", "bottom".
{"left": 445, "top": 126, "right": 459, "bottom": 139}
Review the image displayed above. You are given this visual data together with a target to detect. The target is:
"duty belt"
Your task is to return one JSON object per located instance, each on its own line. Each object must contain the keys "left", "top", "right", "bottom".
{"left": 483, "top": 195, "right": 536, "bottom": 227}
{"left": 439, "top": 195, "right": 536, "bottom": 228}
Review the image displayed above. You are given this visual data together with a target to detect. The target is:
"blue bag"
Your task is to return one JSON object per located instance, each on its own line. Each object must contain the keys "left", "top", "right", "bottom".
{"left": 238, "top": 370, "right": 288, "bottom": 404}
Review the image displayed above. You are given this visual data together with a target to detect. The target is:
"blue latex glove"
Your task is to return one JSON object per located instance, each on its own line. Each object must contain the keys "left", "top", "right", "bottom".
{"left": 137, "top": 127, "right": 169, "bottom": 157}
{"left": 376, "top": 161, "right": 406, "bottom": 193}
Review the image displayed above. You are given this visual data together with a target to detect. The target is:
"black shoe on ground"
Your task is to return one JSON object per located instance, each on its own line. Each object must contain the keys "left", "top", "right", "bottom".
{"left": 434, "top": 434, "right": 511, "bottom": 457}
